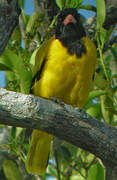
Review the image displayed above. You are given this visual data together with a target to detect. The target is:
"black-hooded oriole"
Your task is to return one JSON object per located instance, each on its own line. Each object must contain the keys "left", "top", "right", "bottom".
{"left": 26, "top": 8, "right": 97, "bottom": 174}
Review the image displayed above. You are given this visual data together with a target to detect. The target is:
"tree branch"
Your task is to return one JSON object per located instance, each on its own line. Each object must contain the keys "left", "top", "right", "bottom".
{"left": 0, "top": 88, "right": 117, "bottom": 173}
{"left": 103, "top": 6, "right": 117, "bottom": 29}
{"left": 0, "top": 0, "right": 21, "bottom": 55}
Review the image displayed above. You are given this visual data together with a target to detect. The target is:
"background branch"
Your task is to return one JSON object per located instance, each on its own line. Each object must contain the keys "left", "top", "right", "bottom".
{"left": 0, "top": 88, "right": 117, "bottom": 178}
{"left": 0, "top": 0, "right": 21, "bottom": 55}
{"left": 103, "top": 6, "right": 117, "bottom": 29}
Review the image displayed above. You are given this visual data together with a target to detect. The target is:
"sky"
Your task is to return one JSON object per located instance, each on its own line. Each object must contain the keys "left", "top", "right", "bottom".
{"left": 0, "top": 71, "right": 6, "bottom": 88}
{"left": 80, "top": 0, "right": 96, "bottom": 18}
{"left": 24, "top": 0, "right": 96, "bottom": 17}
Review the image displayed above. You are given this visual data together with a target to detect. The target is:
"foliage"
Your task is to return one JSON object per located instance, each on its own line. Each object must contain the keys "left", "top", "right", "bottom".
{"left": 0, "top": 0, "right": 116, "bottom": 179}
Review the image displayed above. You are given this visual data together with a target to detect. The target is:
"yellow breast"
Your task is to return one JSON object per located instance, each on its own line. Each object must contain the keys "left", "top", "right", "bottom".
{"left": 33, "top": 37, "right": 97, "bottom": 107}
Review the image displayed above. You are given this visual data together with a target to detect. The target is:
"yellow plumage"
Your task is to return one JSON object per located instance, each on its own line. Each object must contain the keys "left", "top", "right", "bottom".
{"left": 25, "top": 8, "right": 97, "bottom": 175}
{"left": 26, "top": 130, "right": 53, "bottom": 174}
{"left": 33, "top": 36, "right": 96, "bottom": 107}
{"left": 26, "top": 35, "right": 97, "bottom": 174}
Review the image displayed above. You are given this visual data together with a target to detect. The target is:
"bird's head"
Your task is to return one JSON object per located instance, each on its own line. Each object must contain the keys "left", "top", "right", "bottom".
{"left": 55, "top": 8, "right": 86, "bottom": 41}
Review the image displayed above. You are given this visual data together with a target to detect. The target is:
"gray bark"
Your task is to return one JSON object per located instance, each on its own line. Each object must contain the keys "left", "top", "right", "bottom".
{"left": 103, "top": 6, "right": 117, "bottom": 29}
{"left": 0, "top": 0, "right": 20, "bottom": 55}
{"left": 0, "top": 88, "right": 117, "bottom": 179}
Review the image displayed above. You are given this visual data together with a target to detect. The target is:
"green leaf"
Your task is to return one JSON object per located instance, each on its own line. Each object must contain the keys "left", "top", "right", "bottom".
{"left": 0, "top": 63, "right": 12, "bottom": 71}
{"left": 25, "top": 11, "right": 44, "bottom": 48}
{"left": 86, "top": 104, "right": 101, "bottom": 119}
{"left": 100, "top": 95, "right": 113, "bottom": 124}
{"left": 96, "top": 0, "right": 106, "bottom": 29}
{"left": 64, "top": 0, "right": 70, "bottom": 8}
{"left": 99, "top": 28, "right": 113, "bottom": 46}
{"left": 94, "top": 72, "right": 109, "bottom": 90}
{"left": 9, "top": 26, "right": 21, "bottom": 47}
{"left": 111, "top": 47, "right": 117, "bottom": 62}
{"left": 56, "top": 145, "right": 72, "bottom": 165}
{"left": 3, "top": 160, "right": 23, "bottom": 180}
{"left": 88, "top": 161, "right": 105, "bottom": 180}
{"left": 21, "top": 10, "right": 30, "bottom": 27}
{"left": 70, "top": 0, "right": 84, "bottom": 8}
{"left": 61, "top": 145, "right": 72, "bottom": 162}
{"left": 19, "top": 0, "right": 24, "bottom": 9}
{"left": 55, "top": 0, "right": 65, "bottom": 9}
{"left": 30, "top": 47, "right": 39, "bottom": 70}
{"left": 112, "top": 74, "right": 117, "bottom": 79}
{"left": 85, "top": 90, "right": 107, "bottom": 106}
{"left": 80, "top": 4, "right": 96, "bottom": 12}
{"left": 26, "top": 11, "right": 44, "bottom": 36}
{"left": 0, "top": 49, "right": 32, "bottom": 94}
{"left": 62, "top": 141, "right": 78, "bottom": 157}
{"left": 55, "top": 0, "right": 85, "bottom": 10}
{"left": 70, "top": 175, "right": 84, "bottom": 180}
{"left": 11, "top": 127, "right": 16, "bottom": 139}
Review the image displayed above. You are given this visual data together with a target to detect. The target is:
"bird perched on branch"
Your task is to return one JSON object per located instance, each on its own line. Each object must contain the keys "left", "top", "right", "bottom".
{"left": 25, "top": 8, "right": 97, "bottom": 175}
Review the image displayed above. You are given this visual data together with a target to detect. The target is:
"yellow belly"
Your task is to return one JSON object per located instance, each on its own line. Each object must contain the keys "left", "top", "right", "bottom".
{"left": 33, "top": 37, "right": 97, "bottom": 107}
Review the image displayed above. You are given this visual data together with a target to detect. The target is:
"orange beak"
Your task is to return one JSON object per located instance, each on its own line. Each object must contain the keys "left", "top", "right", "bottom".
{"left": 64, "top": 14, "right": 77, "bottom": 25}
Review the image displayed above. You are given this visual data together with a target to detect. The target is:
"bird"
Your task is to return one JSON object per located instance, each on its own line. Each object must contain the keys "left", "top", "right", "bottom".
{"left": 25, "top": 8, "right": 97, "bottom": 175}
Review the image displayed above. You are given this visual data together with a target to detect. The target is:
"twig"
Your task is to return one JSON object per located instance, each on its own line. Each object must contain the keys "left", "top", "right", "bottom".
{"left": 19, "top": 13, "right": 26, "bottom": 40}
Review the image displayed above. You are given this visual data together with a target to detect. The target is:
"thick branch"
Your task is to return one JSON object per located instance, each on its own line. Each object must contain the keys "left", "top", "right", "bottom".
{"left": 0, "top": 88, "right": 117, "bottom": 170}
{"left": 0, "top": 0, "right": 21, "bottom": 55}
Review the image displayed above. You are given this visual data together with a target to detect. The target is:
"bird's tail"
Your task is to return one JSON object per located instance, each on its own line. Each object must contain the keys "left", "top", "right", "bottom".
{"left": 25, "top": 129, "right": 53, "bottom": 174}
